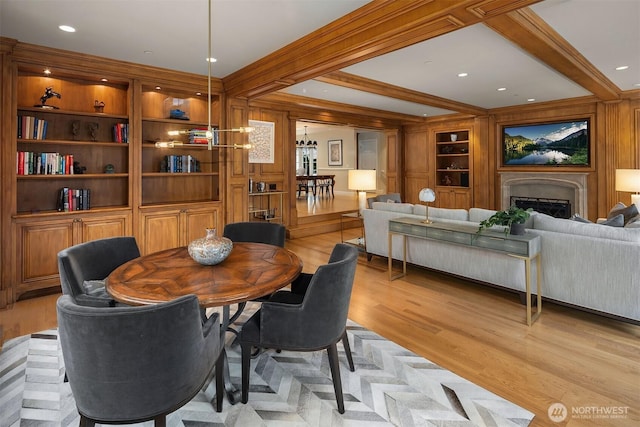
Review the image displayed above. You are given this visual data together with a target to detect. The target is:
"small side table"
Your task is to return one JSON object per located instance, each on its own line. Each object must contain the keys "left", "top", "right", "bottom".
{"left": 340, "top": 211, "right": 365, "bottom": 250}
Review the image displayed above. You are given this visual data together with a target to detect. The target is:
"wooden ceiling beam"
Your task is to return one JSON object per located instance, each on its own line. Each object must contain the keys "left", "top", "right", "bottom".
{"left": 484, "top": 8, "right": 620, "bottom": 101}
{"left": 315, "top": 71, "right": 488, "bottom": 117}
{"left": 258, "top": 92, "right": 426, "bottom": 123}
{"left": 223, "top": 0, "right": 544, "bottom": 99}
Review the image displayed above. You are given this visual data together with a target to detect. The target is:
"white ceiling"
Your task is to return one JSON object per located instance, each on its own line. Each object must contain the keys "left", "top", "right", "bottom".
{"left": 1, "top": 0, "right": 639, "bottom": 125}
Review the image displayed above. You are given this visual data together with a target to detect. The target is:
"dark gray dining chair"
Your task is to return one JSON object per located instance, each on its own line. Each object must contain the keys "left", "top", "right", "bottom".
{"left": 57, "top": 294, "right": 224, "bottom": 426}
{"left": 223, "top": 221, "right": 286, "bottom": 247}
{"left": 57, "top": 236, "right": 140, "bottom": 307}
{"left": 269, "top": 243, "right": 356, "bottom": 370}
{"left": 238, "top": 243, "right": 358, "bottom": 414}
{"left": 223, "top": 221, "right": 286, "bottom": 304}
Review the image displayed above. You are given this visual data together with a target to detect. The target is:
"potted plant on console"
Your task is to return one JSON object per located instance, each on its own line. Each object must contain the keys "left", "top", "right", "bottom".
{"left": 477, "top": 205, "right": 533, "bottom": 236}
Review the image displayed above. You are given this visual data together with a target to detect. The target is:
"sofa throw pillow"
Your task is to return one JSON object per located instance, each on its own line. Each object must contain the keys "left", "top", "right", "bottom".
{"left": 607, "top": 202, "right": 639, "bottom": 226}
{"left": 572, "top": 213, "right": 624, "bottom": 227}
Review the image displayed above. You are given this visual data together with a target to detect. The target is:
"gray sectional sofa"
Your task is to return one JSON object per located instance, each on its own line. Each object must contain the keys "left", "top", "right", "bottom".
{"left": 362, "top": 201, "right": 640, "bottom": 323}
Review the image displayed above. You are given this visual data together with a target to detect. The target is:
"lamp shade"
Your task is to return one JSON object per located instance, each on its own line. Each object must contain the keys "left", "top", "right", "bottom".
{"left": 418, "top": 188, "right": 436, "bottom": 203}
{"left": 348, "top": 170, "right": 377, "bottom": 191}
{"left": 615, "top": 169, "right": 640, "bottom": 192}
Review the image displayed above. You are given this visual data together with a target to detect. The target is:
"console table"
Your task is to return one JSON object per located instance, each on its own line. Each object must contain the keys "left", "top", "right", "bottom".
{"left": 388, "top": 217, "right": 542, "bottom": 325}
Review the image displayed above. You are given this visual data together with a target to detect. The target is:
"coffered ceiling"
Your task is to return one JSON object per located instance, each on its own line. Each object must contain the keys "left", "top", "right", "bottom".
{"left": 1, "top": 0, "right": 638, "bottom": 124}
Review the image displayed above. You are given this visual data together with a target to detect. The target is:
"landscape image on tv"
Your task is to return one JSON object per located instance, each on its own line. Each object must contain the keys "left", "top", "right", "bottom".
{"left": 503, "top": 119, "right": 589, "bottom": 166}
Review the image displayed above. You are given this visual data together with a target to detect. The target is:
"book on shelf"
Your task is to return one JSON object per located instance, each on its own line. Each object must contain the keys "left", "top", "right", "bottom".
{"left": 113, "top": 122, "right": 129, "bottom": 143}
{"left": 17, "top": 115, "right": 48, "bottom": 140}
{"left": 17, "top": 151, "right": 74, "bottom": 175}
{"left": 162, "top": 154, "right": 199, "bottom": 173}
{"left": 57, "top": 187, "right": 91, "bottom": 212}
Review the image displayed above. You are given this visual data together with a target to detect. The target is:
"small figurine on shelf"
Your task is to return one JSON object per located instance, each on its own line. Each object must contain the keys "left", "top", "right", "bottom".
{"left": 94, "top": 100, "right": 105, "bottom": 113}
{"left": 88, "top": 122, "right": 99, "bottom": 141}
{"left": 34, "top": 87, "right": 61, "bottom": 109}
{"left": 442, "top": 174, "right": 453, "bottom": 185}
{"left": 71, "top": 120, "right": 80, "bottom": 140}
{"left": 104, "top": 164, "right": 115, "bottom": 174}
{"left": 73, "top": 161, "right": 86, "bottom": 174}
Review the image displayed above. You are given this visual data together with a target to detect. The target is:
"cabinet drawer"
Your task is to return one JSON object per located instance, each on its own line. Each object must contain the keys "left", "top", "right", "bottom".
{"left": 473, "top": 235, "right": 530, "bottom": 256}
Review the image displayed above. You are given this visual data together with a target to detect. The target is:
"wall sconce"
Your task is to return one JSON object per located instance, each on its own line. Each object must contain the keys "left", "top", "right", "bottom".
{"left": 419, "top": 188, "right": 436, "bottom": 224}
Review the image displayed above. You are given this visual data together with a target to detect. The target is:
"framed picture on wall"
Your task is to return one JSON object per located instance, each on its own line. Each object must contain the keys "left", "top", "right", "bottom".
{"left": 328, "top": 139, "right": 342, "bottom": 166}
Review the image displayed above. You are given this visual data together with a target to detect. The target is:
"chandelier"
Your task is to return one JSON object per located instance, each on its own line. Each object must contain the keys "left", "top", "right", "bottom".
{"left": 296, "top": 126, "right": 317, "bottom": 146}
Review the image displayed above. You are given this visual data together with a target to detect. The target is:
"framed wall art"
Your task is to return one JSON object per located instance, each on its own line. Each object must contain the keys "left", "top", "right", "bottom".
{"left": 328, "top": 139, "right": 343, "bottom": 166}
{"left": 248, "top": 120, "right": 275, "bottom": 164}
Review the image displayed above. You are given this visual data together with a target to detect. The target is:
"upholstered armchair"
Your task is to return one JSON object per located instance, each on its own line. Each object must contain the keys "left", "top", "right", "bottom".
{"left": 57, "top": 236, "right": 140, "bottom": 307}
{"left": 366, "top": 192, "right": 402, "bottom": 209}
{"left": 223, "top": 221, "right": 286, "bottom": 247}
{"left": 57, "top": 294, "right": 224, "bottom": 426}
{"left": 238, "top": 243, "right": 358, "bottom": 413}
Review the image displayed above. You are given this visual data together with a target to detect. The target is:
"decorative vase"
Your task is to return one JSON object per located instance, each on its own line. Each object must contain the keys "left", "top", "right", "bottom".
{"left": 510, "top": 223, "right": 525, "bottom": 235}
{"left": 188, "top": 228, "right": 233, "bottom": 265}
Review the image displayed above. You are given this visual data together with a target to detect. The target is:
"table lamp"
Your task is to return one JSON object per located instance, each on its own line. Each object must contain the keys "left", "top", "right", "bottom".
{"left": 348, "top": 169, "right": 377, "bottom": 215}
{"left": 615, "top": 169, "right": 640, "bottom": 206}
{"left": 418, "top": 188, "right": 436, "bottom": 223}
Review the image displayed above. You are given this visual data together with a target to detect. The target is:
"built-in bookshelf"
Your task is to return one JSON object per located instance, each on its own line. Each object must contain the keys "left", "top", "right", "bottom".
{"left": 15, "top": 71, "right": 131, "bottom": 215}
{"left": 140, "top": 86, "right": 221, "bottom": 206}
{"left": 435, "top": 130, "right": 470, "bottom": 188}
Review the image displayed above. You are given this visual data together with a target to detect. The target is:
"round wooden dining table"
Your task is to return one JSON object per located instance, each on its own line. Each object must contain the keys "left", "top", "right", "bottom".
{"left": 105, "top": 241, "right": 303, "bottom": 408}
{"left": 106, "top": 242, "right": 302, "bottom": 307}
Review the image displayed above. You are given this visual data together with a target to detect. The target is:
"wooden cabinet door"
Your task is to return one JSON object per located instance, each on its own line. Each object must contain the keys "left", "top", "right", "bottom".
{"left": 436, "top": 188, "right": 471, "bottom": 210}
{"left": 80, "top": 213, "right": 132, "bottom": 243}
{"left": 140, "top": 209, "right": 182, "bottom": 255}
{"left": 183, "top": 207, "right": 219, "bottom": 245}
{"left": 15, "top": 219, "right": 74, "bottom": 297}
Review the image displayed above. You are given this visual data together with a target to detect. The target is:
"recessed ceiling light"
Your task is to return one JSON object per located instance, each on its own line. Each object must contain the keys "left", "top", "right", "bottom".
{"left": 497, "top": 87, "right": 507, "bottom": 91}
{"left": 615, "top": 65, "right": 629, "bottom": 71}
{"left": 457, "top": 73, "right": 468, "bottom": 77}
{"left": 43, "top": 68, "right": 51, "bottom": 75}
{"left": 206, "top": 57, "right": 217, "bottom": 63}
{"left": 527, "top": 98, "right": 536, "bottom": 102}
{"left": 196, "top": 92, "right": 202, "bottom": 96}
{"left": 155, "top": 86, "right": 161, "bottom": 90}
{"left": 144, "top": 50, "right": 153, "bottom": 55}
{"left": 634, "top": 83, "right": 640, "bottom": 87}
{"left": 100, "top": 78, "right": 108, "bottom": 82}
{"left": 58, "top": 25, "right": 75, "bottom": 33}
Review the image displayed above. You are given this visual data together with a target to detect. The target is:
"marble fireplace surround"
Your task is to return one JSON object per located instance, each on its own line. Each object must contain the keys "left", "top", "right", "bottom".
{"left": 499, "top": 172, "right": 588, "bottom": 218}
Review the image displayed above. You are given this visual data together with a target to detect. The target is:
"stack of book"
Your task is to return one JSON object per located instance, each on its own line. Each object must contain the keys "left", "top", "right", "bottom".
{"left": 57, "top": 187, "right": 91, "bottom": 211}
{"left": 17, "top": 151, "right": 74, "bottom": 175}
{"left": 17, "top": 115, "right": 48, "bottom": 140}
{"left": 188, "top": 128, "right": 208, "bottom": 144}
{"left": 113, "top": 123, "right": 129, "bottom": 143}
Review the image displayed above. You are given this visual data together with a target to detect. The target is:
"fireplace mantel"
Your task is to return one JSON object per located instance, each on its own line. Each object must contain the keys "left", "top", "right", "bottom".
{"left": 499, "top": 172, "right": 588, "bottom": 218}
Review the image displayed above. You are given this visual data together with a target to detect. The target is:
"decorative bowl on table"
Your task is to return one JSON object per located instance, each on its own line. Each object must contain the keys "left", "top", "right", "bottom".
{"left": 188, "top": 228, "right": 233, "bottom": 265}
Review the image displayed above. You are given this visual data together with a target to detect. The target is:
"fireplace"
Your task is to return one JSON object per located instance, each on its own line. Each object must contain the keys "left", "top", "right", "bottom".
{"left": 500, "top": 172, "right": 588, "bottom": 218}
{"left": 511, "top": 196, "right": 571, "bottom": 218}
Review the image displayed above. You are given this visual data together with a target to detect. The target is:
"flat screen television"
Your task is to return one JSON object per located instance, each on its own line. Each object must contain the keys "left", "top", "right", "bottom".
{"left": 502, "top": 119, "right": 590, "bottom": 166}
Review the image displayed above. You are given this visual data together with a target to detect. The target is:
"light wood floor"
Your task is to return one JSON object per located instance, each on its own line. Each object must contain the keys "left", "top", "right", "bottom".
{"left": 295, "top": 190, "right": 360, "bottom": 218}
{"left": 1, "top": 229, "right": 638, "bottom": 426}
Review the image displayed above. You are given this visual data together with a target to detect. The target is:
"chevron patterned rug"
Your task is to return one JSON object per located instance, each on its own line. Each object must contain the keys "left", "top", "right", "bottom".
{"left": 0, "top": 304, "right": 534, "bottom": 426}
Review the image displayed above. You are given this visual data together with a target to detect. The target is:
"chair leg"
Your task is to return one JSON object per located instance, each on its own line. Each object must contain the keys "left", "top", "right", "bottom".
{"left": 79, "top": 415, "right": 95, "bottom": 427}
{"left": 215, "top": 352, "right": 224, "bottom": 412}
{"left": 153, "top": 415, "right": 167, "bottom": 427}
{"left": 327, "top": 343, "right": 345, "bottom": 414}
{"left": 341, "top": 332, "right": 355, "bottom": 372}
{"left": 241, "top": 343, "right": 251, "bottom": 404}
